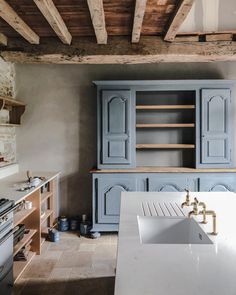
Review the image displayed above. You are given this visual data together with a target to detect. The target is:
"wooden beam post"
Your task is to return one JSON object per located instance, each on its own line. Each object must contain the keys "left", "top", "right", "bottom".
{"left": 0, "top": 33, "right": 7, "bottom": 46}
{"left": 132, "top": 0, "right": 147, "bottom": 43}
{"left": 2, "top": 37, "right": 236, "bottom": 64}
{"left": 87, "top": 0, "right": 107, "bottom": 44}
{"left": 0, "top": 0, "right": 39, "bottom": 44}
{"left": 164, "top": 0, "right": 195, "bottom": 42}
{"left": 33, "top": 0, "right": 72, "bottom": 45}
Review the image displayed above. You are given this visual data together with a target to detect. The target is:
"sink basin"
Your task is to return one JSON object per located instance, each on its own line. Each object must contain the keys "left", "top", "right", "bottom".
{"left": 137, "top": 216, "right": 213, "bottom": 245}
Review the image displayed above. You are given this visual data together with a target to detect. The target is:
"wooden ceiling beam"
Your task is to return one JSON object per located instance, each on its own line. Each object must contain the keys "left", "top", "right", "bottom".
{"left": 0, "top": 0, "right": 39, "bottom": 44}
{"left": 132, "top": 0, "right": 147, "bottom": 43}
{"left": 0, "top": 33, "right": 7, "bottom": 46}
{"left": 87, "top": 0, "right": 107, "bottom": 44}
{"left": 1, "top": 37, "right": 236, "bottom": 64}
{"left": 164, "top": 0, "right": 195, "bottom": 42}
{"left": 33, "top": 0, "right": 72, "bottom": 45}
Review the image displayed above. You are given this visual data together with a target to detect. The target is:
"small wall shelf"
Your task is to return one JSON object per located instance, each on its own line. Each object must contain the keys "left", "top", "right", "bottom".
{"left": 0, "top": 95, "right": 26, "bottom": 125}
{"left": 136, "top": 144, "right": 195, "bottom": 149}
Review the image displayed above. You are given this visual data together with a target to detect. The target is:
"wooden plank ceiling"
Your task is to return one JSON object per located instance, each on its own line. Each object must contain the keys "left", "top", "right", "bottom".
{"left": 0, "top": 0, "right": 176, "bottom": 40}
{"left": 0, "top": 0, "right": 236, "bottom": 63}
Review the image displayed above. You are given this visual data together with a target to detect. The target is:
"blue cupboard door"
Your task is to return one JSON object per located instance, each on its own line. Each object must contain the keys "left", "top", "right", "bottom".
{"left": 97, "top": 177, "right": 137, "bottom": 223}
{"left": 199, "top": 175, "right": 236, "bottom": 192}
{"left": 148, "top": 176, "right": 188, "bottom": 192}
{"left": 201, "top": 89, "right": 231, "bottom": 164}
{"left": 101, "top": 90, "right": 132, "bottom": 165}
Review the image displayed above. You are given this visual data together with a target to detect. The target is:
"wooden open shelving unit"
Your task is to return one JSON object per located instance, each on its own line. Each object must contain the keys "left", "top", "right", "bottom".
{"left": 0, "top": 95, "right": 26, "bottom": 125}
{"left": 13, "top": 178, "right": 56, "bottom": 282}
{"left": 136, "top": 92, "right": 196, "bottom": 167}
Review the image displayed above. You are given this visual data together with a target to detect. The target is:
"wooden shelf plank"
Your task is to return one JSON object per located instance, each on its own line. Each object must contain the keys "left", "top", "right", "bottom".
{"left": 0, "top": 123, "right": 20, "bottom": 127}
{"left": 136, "top": 105, "right": 195, "bottom": 110}
{"left": 14, "top": 251, "right": 36, "bottom": 282}
{"left": 136, "top": 144, "right": 195, "bottom": 149}
{"left": 136, "top": 123, "right": 195, "bottom": 128}
{"left": 14, "top": 208, "right": 37, "bottom": 227}
{"left": 40, "top": 210, "right": 53, "bottom": 225}
{"left": 0, "top": 95, "right": 26, "bottom": 106}
{"left": 13, "top": 229, "right": 37, "bottom": 256}
{"left": 41, "top": 191, "right": 53, "bottom": 204}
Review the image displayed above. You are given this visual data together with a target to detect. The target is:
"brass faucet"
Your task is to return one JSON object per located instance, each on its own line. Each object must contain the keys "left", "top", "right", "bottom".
{"left": 188, "top": 198, "right": 217, "bottom": 235}
{"left": 181, "top": 189, "right": 191, "bottom": 208}
{"left": 199, "top": 210, "right": 217, "bottom": 235}
{"left": 188, "top": 198, "right": 199, "bottom": 218}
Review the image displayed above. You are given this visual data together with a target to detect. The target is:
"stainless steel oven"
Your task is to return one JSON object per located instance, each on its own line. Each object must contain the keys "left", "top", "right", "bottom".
{"left": 0, "top": 209, "right": 14, "bottom": 295}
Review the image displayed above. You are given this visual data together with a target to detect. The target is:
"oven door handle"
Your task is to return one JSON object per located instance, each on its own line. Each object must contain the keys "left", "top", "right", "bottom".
{"left": 0, "top": 229, "right": 14, "bottom": 246}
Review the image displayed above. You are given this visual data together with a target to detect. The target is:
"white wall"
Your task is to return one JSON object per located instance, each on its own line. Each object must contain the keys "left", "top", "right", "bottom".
{"left": 14, "top": 62, "right": 236, "bottom": 217}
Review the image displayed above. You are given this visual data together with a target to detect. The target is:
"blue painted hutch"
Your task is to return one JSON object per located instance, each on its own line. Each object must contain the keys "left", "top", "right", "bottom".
{"left": 91, "top": 80, "right": 236, "bottom": 232}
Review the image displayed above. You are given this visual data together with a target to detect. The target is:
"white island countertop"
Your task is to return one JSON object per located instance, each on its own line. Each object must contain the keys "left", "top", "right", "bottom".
{"left": 115, "top": 192, "right": 236, "bottom": 295}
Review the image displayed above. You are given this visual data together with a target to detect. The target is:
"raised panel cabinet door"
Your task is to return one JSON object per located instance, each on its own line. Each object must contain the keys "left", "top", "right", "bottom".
{"left": 201, "top": 89, "right": 231, "bottom": 164}
{"left": 148, "top": 176, "right": 189, "bottom": 192}
{"left": 102, "top": 90, "right": 132, "bottom": 165}
{"left": 199, "top": 175, "right": 236, "bottom": 192}
{"left": 97, "top": 177, "right": 137, "bottom": 223}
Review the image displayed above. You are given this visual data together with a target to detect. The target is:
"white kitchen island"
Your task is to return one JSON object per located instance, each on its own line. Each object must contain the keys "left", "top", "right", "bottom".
{"left": 115, "top": 192, "right": 236, "bottom": 295}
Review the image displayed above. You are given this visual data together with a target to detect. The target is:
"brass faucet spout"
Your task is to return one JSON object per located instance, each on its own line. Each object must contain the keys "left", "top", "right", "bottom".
{"left": 205, "top": 210, "right": 217, "bottom": 235}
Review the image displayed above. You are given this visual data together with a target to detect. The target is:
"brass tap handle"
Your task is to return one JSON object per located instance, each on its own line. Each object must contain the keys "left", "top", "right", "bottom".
{"left": 181, "top": 189, "right": 191, "bottom": 208}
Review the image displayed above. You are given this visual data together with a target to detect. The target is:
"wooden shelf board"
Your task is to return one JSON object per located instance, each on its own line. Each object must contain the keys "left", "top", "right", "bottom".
{"left": 40, "top": 210, "right": 53, "bottom": 225}
{"left": 136, "top": 123, "right": 195, "bottom": 128}
{"left": 0, "top": 95, "right": 26, "bottom": 107}
{"left": 41, "top": 191, "right": 53, "bottom": 204}
{"left": 91, "top": 167, "right": 236, "bottom": 173}
{"left": 136, "top": 105, "right": 195, "bottom": 110}
{"left": 14, "top": 207, "right": 37, "bottom": 227}
{"left": 14, "top": 229, "right": 37, "bottom": 256}
{"left": 14, "top": 251, "right": 36, "bottom": 282}
{"left": 0, "top": 123, "right": 20, "bottom": 127}
{"left": 136, "top": 144, "right": 195, "bottom": 149}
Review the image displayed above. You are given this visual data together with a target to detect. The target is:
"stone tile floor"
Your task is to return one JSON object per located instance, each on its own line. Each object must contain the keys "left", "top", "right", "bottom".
{"left": 13, "top": 232, "right": 117, "bottom": 295}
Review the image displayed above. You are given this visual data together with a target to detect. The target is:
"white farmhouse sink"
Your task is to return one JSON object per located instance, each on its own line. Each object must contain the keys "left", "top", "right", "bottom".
{"left": 137, "top": 216, "right": 213, "bottom": 245}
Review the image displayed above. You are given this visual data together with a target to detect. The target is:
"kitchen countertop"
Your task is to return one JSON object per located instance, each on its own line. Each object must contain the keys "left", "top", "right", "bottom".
{"left": 90, "top": 167, "right": 236, "bottom": 173}
{"left": 0, "top": 171, "right": 60, "bottom": 204}
{"left": 115, "top": 192, "right": 236, "bottom": 295}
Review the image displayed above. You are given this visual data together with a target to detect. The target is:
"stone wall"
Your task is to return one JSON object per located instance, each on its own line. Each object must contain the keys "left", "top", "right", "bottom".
{"left": 0, "top": 58, "right": 16, "bottom": 167}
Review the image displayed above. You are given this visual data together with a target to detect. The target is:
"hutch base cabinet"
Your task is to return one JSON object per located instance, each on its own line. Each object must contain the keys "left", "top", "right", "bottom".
{"left": 91, "top": 170, "right": 236, "bottom": 232}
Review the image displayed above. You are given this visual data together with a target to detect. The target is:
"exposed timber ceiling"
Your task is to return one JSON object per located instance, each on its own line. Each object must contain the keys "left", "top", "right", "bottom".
{"left": 0, "top": 0, "right": 236, "bottom": 64}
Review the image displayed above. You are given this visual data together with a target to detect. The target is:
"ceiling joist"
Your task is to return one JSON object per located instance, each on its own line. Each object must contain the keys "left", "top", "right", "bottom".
{"left": 164, "top": 0, "right": 195, "bottom": 42}
{"left": 1, "top": 37, "right": 236, "bottom": 64}
{"left": 132, "top": 0, "right": 147, "bottom": 43}
{"left": 87, "top": 0, "right": 107, "bottom": 44}
{"left": 0, "top": 0, "right": 39, "bottom": 44}
{"left": 0, "top": 32, "right": 7, "bottom": 46}
{"left": 33, "top": 0, "right": 72, "bottom": 45}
